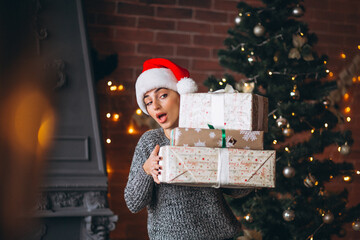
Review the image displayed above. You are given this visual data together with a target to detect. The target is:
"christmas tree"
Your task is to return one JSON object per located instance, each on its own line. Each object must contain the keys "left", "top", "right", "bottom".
{"left": 204, "top": 0, "right": 360, "bottom": 239}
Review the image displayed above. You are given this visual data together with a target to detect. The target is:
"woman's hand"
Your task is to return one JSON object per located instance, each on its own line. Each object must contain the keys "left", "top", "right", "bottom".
{"left": 143, "top": 145, "right": 162, "bottom": 184}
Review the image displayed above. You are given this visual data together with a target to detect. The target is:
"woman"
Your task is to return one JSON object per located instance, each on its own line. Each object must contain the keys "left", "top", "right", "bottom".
{"left": 124, "top": 58, "right": 251, "bottom": 240}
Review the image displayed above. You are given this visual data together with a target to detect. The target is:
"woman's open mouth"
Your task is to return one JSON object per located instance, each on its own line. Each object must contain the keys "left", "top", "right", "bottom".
{"left": 156, "top": 113, "right": 168, "bottom": 124}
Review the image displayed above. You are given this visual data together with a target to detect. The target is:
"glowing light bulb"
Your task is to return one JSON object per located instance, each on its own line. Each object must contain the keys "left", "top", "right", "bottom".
{"left": 338, "top": 146, "right": 342, "bottom": 152}
{"left": 291, "top": 76, "right": 296, "bottom": 81}
{"left": 358, "top": 76, "right": 360, "bottom": 81}
{"left": 110, "top": 86, "right": 117, "bottom": 91}
{"left": 107, "top": 81, "right": 112, "bottom": 86}
{"left": 330, "top": 175, "right": 333, "bottom": 179}
{"left": 326, "top": 69, "right": 330, "bottom": 73}
{"left": 136, "top": 109, "right": 142, "bottom": 115}
{"left": 106, "top": 113, "right": 111, "bottom": 118}
{"left": 219, "top": 81, "right": 223, "bottom": 85}
{"left": 346, "top": 117, "right": 351, "bottom": 122}
{"left": 340, "top": 53, "right": 346, "bottom": 59}
{"left": 345, "top": 107, "right": 351, "bottom": 113}
{"left": 324, "top": 60, "right": 327, "bottom": 64}
{"left": 344, "top": 93, "right": 349, "bottom": 100}
{"left": 128, "top": 127, "right": 135, "bottom": 134}
{"left": 268, "top": 71, "right": 273, "bottom": 75}
{"left": 309, "top": 157, "right": 314, "bottom": 161}
{"left": 118, "top": 84, "right": 124, "bottom": 91}
{"left": 113, "top": 113, "right": 120, "bottom": 121}
{"left": 353, "top": 77, "right": 357, "bottom": 83}
{"left": 285, "top": 147, "right": 290, "bottom": 152}
{"left": 273, "top": 140, "right": 277, "bottom": 144}
{"left": 343, "top": 176, "right": 351, "bottom": 182}
{"left": 329, "top": 72, "right": 334, "bottom": 77}
{"left": 291, "top": 112, "right": 295, "bottom": 116}
{"left": 222, "top": 78, "right": 227, "bottom": 82}
{"left": 106, "top": 138, "right": 111, "bottom": 144}
{"left": 300, "top": 32, "right": 304, "bottom": 36}
{"left": 324, "top": 123, "right": 328, "bottom": 128}
{"left": 273, "top": 114, "right": 277, "bottom": 119}
{"left": 311, "top": 129, "right": 315, "bottom": 133}
{"left": 356, "top": 170, "right": 360, "bottom": 175}
{"left": 358, "top": 45, "right": 360, "bottom": 50}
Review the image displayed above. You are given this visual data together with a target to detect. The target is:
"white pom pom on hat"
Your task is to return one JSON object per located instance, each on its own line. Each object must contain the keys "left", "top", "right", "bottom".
{"left": 135, "top": 58, "right": 198, "bottom": 115}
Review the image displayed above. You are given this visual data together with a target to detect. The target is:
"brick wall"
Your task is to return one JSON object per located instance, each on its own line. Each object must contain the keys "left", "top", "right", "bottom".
{"left": 83, "top": 0, "right": 360, "bottom": 239}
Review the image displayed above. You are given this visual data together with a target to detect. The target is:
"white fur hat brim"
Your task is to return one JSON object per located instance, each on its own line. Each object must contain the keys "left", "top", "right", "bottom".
{"left": 135, "top": 68, "right": 197, "bottom": 115}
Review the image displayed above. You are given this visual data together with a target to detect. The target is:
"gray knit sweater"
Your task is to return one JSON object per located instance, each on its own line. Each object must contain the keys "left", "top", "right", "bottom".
{"left": 124, "top": 128, "right": 252, "bottom": 240}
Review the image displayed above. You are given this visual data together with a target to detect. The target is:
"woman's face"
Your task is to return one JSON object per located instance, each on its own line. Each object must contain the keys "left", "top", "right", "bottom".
{"left": 144, "top": 88, "right": 180, "bottom": 131}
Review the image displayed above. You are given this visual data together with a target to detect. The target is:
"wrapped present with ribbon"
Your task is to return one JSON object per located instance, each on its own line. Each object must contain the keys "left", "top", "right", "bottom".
{"left": 170, "top": 127, "right": 264, "bottom": 150}
{"left": 178, "top": 85, "right": 268, "bottom": 131}
{"left": 158, "top": 146, "right": 276, "bottom": 188}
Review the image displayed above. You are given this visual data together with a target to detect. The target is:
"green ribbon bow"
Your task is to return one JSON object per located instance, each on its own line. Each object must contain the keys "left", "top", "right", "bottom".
{"left": 208, "top": 124, "right": 226, "bottom": 148}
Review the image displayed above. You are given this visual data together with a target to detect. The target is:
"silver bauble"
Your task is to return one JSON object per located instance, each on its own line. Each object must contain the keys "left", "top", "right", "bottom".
{"left": 276, "top": 116, "right": 288, "bottom": 128}
{"left": 283, "top": 126, "right": 294, "bottom": 137}
{"left": 253, "top": 24, "right": 265, "bottom": 37}
{"left": 304, "top": 174, "right": 316, "bottom": 188}
{"left": 340, "top": 143, "right": 351, "bottom": 155}
{"left": 352, "top": 220, "right": 360, "bottom": 231}
{"left": 235, "top": 16, "right": 243, "bottom": 25}
{"left": 283, "top": 209, "right": 295, "bottom": 222}
{"left": 323, "top": 212, "right": 334, "bottom": 224}
{"left": 290, "top": 89, "right": 300, "bottom": 100}
{"left": 283, "top": 166, "right": 295, "bottom": 178}
{"left": 292, "top": 6, "right": 304, "bottom": 17}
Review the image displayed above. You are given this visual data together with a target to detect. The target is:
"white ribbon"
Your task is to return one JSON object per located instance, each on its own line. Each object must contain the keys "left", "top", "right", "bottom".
{"left": 214, "top": 148, "right": 230, "bottom": 188}
{"left": 210, "top": 84, "right": 238, "bottom": 128}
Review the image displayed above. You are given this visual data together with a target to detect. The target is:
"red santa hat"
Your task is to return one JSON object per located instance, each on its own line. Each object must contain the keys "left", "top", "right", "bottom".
{"left": 135, "top": 58, "right": 198, "bottom": 115}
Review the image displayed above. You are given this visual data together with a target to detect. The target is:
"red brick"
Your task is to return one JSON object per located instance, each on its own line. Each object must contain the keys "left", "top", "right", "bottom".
{"left": 194, "top": 35, "right": 225, "bottom": 47}
{"left": 138, "top": 17, "right": 176, "bottom": 30}
{"left": 192, "top": 59, "right": 223, "bottom": 71}
{"left": 156, "top": 32, "right": 191, "bottom": 44}
{"left": 177, "top": 46, "right": 210, "bottom": 58}
{"left": 139, "top": 0, "right": 176, "bottom": 4}
{"left": 94, "top": 40, "right": 135, "bottom": 54}
{"left": 97, "top": 14, "right": 136, "bottom": 27}
{"left": 195, "top": 10, "right": 228, "bottom": 22}
{"left": 138, "top": 43, "right": 174, "bottom": 56}
{"left": 115, "top": 28, "right": 154, "bottom": 42}
{"left": 344, "top": 36, "right": 360, "bottom": 46}
{"left": 213, "top": 24, "right": 232, "bottom": 35}
{"left": 178, "top": 0, "right": 211, "bottom": 8}
{"left": 87, "top": 26, "right": 115, "bottom": 40}
{"left": 329, "top": 23, "right": 357, "bottom": 35}
{"left": 177, "top": 21, "right": 211, "bottom": 33}
{"left": 117, "top": 55, "right": 149, "bottom": 67}
{"left": 307, "top": 20, "right": 329, "bottom": 32}
{"left": 117, "top": 2, "right": 155, "bottom": 16}
{"left": 329, "top": 0, "right": 359, "bottom": 13}
{"left": 84, "top": 0, "right": 116, "bottom": 13}
{"left": 316, "top": 33, "right": 345, "bottom": 46}
{"left": 305, "top": 0, "right": 330, "bottom": 10}
{"left": 157, "top": 7, "right": 193, "bottom": 19}
{"left": 214, "top": 0, "right": 238, "bottom": 11}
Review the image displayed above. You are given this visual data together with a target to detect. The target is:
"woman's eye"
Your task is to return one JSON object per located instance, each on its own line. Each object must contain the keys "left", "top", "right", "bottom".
{"left": 145, "top": 101, "right": 152, "bottom": 106}
{"left": 160, "top": 94, "right": 168, "bottom": 99}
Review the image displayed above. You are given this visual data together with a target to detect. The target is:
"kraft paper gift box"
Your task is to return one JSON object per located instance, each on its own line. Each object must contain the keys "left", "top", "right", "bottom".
{"left": 178, "top": 92, "right": 268, "bottom": 131}
{"left": 158, "top": 146, "right": 275, "bottom": 188}
{"left": 170, "top": 127, "right": 264, "bottom": 150}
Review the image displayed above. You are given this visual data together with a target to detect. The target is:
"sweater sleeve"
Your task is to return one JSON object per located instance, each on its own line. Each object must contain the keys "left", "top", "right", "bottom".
{"left": 124, "top": 135, "right": 154, "bottom": 213}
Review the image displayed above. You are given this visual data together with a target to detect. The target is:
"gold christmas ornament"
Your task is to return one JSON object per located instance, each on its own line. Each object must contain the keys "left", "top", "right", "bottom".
{"left": 292, "top": 34, "right": 307, "bottom": 48}
{"left": 283, "top": 209, "right": 295, "bottom": 222}
{"left": 283, "top": 166, "right": 295, "bottom": 178}
{"left": 352, "top": 220, "right": 360, "bottom": 231}
{"left": 253, "top": 23, "right": 265, "bottom": 37}
{"left": 292, "top": 5, "right": 304, "bottom": 17}
{"left": 339, "top": 142, "right": 351, "bottom": 155}
{"left": 283, "top": 124, "right": 294, "bottom": 137}
{"left": 276, "top": 116, "right": 288, "bottom": 128}
{"left": 304, "top": 174, "right": 316, "bottom": 188}
{"left": 322, "top": 212, "right": 334, "bottom": 224}
{"left": 288, "top": 48, "right": 301, "bottom": 59}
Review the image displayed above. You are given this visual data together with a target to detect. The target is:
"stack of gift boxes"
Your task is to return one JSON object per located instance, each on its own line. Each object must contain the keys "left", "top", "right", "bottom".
{"left": 158, "top": 89, "right": 276, "bottom": 188}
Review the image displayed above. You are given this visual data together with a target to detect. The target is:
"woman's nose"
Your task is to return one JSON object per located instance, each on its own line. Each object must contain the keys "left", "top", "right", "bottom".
{"left": 152, "top": 99, "right": 160, "bottom": 110}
